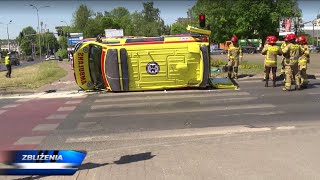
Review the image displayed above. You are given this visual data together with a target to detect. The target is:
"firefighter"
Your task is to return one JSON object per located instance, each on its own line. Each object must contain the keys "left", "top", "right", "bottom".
{"left": 5, "top": 52, "right": 12, "bottom": 78}
{"left": 263, "top": 36, "right": 272, "bottom": 81}
{"left": 280, "top": 35, "right": 290, "bottom": 82}
{"left": 261, "top": 36, "right": 282, "bottom": 87}
{"left": 296, "top": 35, "right": 310, "bottom": 88}
{"left": 227, "top": 35, "right": 243, "bottom": 79}
{"left": 282, "top": 33, "right": 304, "bottom": 91}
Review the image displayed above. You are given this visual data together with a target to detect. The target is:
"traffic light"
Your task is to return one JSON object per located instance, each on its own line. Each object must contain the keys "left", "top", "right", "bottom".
{"left": 199, "top": 14, "right": 205, "bottom": 28}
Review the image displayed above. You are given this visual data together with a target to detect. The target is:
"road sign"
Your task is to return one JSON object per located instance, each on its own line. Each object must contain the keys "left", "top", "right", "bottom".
{"left": 67, "top": 33, "right": 83, "bottom": 46}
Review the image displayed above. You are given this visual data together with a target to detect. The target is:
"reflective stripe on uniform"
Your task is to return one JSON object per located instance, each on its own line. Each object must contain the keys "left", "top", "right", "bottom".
{"left": 229, "top": 47, "right": 240, "bottom": 50}
{"left": 4, "top": 56, "right": 10, "bottom": 65}
{"left": 265, "top": 60, "right": 276, "bottom": 63}
{"left": 291, "top": 44, "right": 300, "bottom": 50}
{"left": 299, "top": 59, "right": 307, "bottom": 63}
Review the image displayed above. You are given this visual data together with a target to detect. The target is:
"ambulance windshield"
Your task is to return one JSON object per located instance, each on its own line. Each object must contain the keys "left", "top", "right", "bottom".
{"left": 88, "top": 44, "right": 105, "bottom": 89}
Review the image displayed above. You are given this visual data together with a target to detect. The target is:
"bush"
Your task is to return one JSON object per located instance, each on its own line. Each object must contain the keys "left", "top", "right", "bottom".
{"left": 56, "top": 49, "right": 68, "bottom": 58}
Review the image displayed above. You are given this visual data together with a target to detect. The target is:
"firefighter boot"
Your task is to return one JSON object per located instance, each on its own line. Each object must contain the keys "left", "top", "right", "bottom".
{"left": 234, "top": 67, "right": 238, "bottom": 79}
{"left": 296, "top": 85, "right": 302, "bottom": 91}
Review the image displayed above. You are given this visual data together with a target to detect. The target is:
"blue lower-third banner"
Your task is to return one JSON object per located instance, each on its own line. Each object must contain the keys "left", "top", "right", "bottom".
{"left": 0, "top": 150, "right": 87, "bottom": 175}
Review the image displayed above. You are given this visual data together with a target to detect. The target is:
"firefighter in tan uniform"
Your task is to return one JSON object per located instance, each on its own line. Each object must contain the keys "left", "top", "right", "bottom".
{"left": 263, "top": 36, "right": 272, "bottom": 81}
{"left": 280, "top": 36, "right": 290, "bottom": 82}
{"left": 261, "top": 36, "right": 282, "bottom": 87}
{"left": 227, "top": 35, "right": 243, "bottom": 79}
{"left": 282, "top": 33, "right": 304, "bottom": 91}
{"left": 296, "top": 35, "right": 310, "bottom": 88}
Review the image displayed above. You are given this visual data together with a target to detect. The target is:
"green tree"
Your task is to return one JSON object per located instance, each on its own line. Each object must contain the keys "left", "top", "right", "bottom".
{"left": 72, "top": 4, "right": 93, "bottom": 35}
{"left": 170, "top": 22, "right": 187, "bottom": 34}
{"left": 110, "top": 7, "right": 133, "bottom": 35}
{"left": 17, "top": 26, "right": 37, "bottom": 55}
{"left": 191, "top": 0, "right": 301, "bottom": 43}
{"left": 42, "top": 33, "right": 59, "bottom": 55}
{"left": 142, "top": 2, "right": 160, "bottom": 22}
{"left": 130, "top": 11, "right": 145, "bottom": 36}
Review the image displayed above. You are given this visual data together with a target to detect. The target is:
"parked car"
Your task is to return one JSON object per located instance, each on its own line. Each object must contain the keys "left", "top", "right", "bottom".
{"left": 9, "top": 53, "right": 20, "bottom": 66}
{"left": 57, "top": 56, "right": 63, "bottom": 61}
{"left": 210, "top": 48, "right": 227, "bottom": 55}
{"left": 27, "top": 56, "right": 34, "bottom": 62}
{"left": 307, "top": 45, "right": 320, "bottom": 53}
{"left": 45, "top": 55, "right": 59, "bottom": 61}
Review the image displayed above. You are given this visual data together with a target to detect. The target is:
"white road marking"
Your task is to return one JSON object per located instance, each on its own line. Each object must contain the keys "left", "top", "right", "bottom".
{"left": 276, "top": 126, "right": 296, "bottom": 130}
{"left": 220, "top": 111, "right": 285, "bottom": 117}
{"left": 237, "top": 80, "right": 262, "bottom": 83}
{"left": 57, "top": 106, "right": 76, "bottom": 111}
{"left": 85, "top": 104, "right": 275, "bottom": 118}
{"left": 0, "top": 110, "right": 7, "bottom": 115}
{"left": 46, "top": 114, "right": 68, "bottom": 120}
{"left": 32, "top": 123, "right": 60, "bottom": 131}
{"left": 50, "top": 81, "right": 75, "bottom": 85}
{"left": 244, "top": 111, "right": 286, "bottom": 116}
{"left": 91, "top": 97, "right": 258, "bottom": 110}
{"left": 95, "top": 92, "right": 251, "bottom": 103}
{"left": 2, "top": 104, "right": 21, "bottom": 108}
{"left": 65, "top": 100, "right": 83, "bottom": 104}
{"left": 0, "top": 91, "right": 87, "bottom": 100}
{"left": 15, "top": 98, "right": 32, "bottom": 102}
{"left": 308, "top": 92, "right": 320, "bottom": 95}
{"left": 77, "top": 122, "right": 97, "bottom": 129}
{"left": 14, "top": 136, "right": 46, "bottom": 145}
{"left": 97, "top": 89, "right": 222, "bottom": 97}
{"left": 66, "top": 125, "right": 272, "bottom": 143}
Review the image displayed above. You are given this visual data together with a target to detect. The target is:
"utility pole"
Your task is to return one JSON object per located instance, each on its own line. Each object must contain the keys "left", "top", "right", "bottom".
{"left": 6, "top": 20, "right": 12, "bottom": 51}
{"left": 30, "top": 4, "right": 50, "bottom": 60}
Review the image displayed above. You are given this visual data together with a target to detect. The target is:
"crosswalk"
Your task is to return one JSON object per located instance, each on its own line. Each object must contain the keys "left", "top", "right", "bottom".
{"left": 83, "top": 89, "right": 279, "bottom": 119}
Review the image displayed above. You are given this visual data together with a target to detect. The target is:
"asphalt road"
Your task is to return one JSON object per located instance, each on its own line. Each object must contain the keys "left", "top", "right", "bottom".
{"left": 1, "top": 80, "right": 320, "bottom": 179}
{"left": 40, "top": 79, "right": 320, "bottom": 149}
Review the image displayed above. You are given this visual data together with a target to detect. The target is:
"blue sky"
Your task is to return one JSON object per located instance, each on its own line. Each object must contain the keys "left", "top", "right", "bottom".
{"left": 0, "top": 0, "right": 318, "bottom": 39}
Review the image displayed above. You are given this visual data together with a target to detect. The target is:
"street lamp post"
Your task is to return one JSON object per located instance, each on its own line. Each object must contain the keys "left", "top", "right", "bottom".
{"left": 30, "top": 4, "right": 50, "bottom": 60}
{"left": 7, "top": 20, "right": 12, "bottom": 51}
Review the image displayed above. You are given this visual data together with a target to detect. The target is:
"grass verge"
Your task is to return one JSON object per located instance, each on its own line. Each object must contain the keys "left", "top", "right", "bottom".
{"left": 210, "top": 59, "right": 265, "bottom": 78}
{"left": 0, "top": 61, "right": 67, "bottom": 91}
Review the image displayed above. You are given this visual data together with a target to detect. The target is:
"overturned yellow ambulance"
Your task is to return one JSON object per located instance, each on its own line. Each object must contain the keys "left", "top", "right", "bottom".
{"left": 73, "top": 27, "right": 212, "bottom": 92}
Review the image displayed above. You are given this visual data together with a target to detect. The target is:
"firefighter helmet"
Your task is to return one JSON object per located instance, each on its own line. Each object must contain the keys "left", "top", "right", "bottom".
{"left": 297, "top": 35, "right": 307, "bottom": 44}
{"left": 285, "top": 34, "right": 291, "bottom": 41}
{"left": 287, "top": 33, "right": 296, "bottom": 41}
{"left": 231, "top": 35, "right": 238, "bottom": 42}
{"left": 268, "top": 36, "right": 277, "bottom": 44}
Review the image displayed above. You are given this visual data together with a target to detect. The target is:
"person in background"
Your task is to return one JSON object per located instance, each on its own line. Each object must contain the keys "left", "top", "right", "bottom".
{"left": 5, "top": 52, "right": 12, "bottom": 78}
